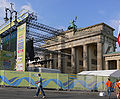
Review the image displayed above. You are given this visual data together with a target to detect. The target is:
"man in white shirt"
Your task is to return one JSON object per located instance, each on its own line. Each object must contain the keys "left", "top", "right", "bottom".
{"left": 34, "top": 74, "right": 46, "bottom": 98}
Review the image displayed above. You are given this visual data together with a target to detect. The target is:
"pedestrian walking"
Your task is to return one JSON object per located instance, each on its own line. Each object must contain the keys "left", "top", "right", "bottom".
{"left": 106, "top": 78, "right": 113, "bottom": 98}
{"left": 114, "top": 79, "right": 120, "bottom": 99}
{"left": 34, "top": 74, "right": 46, "bottom": 98}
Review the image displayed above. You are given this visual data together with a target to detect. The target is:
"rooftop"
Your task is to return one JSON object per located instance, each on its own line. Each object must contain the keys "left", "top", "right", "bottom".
{"left": 64, "top": 22, "right": 115, "bottom": 33}
{"left": 104, "top": 51, "right": 120, "bottom": 57}
{"left": 78, "top": 70, "right": 117, "bottom": 76}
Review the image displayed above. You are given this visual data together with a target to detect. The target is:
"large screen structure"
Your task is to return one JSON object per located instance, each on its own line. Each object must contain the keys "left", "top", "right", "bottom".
{"left": 2, "top": 30, "right": 17, "bottom": 52}
{"left": 0, "top": 9, "right": 29, "bottom": 71}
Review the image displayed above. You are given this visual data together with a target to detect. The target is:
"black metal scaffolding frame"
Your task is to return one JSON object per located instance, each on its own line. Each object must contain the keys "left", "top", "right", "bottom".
{"left": 0, "top": 12, "right": 70, "bottom": 57}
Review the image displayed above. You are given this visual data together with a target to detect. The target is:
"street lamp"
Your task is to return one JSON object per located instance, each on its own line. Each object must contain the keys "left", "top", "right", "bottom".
{"left": 4, "top": 3, "right": 18, "bottom": 51}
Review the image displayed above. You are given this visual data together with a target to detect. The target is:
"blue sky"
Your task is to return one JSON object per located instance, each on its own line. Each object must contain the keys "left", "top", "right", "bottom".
{"left": 0, "top": 0, "right": 120, "bottom": 51}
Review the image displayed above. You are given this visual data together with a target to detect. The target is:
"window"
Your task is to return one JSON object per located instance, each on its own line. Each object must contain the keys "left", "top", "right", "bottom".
{"left": 91, "top": 59, "right": 97, "bottom": 65}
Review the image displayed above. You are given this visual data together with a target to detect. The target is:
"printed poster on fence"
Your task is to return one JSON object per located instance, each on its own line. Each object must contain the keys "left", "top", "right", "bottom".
{"left": 0, "top": 50, "right": 15, "bottom": 70}
{"left": 16, "top": 23, "right": 26, "bottom": 71}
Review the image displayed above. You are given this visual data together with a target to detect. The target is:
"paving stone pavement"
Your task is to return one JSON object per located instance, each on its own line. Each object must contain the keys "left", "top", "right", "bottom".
{"left": 0, "top": 87, "right": 118, "bottom": 99}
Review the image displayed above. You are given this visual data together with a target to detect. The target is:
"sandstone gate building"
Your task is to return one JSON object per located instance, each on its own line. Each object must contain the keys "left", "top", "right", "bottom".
{"left": 39, "top": 23, "right": 118, "bottom": 74}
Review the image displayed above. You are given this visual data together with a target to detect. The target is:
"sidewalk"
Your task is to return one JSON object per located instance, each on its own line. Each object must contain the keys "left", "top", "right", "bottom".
{"left": 3, "top": 86, "right": 116, "bottom": 96}
{"left": 0, "top": 87, "right": 117, "bottom": 99}
{"left": 44, "top": 89, "right": 116, "bottom": 96}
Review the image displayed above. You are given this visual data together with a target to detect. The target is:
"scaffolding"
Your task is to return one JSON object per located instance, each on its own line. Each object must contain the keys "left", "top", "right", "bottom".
{"left": 0, "top": 10, "right": 71, "bottom": 70}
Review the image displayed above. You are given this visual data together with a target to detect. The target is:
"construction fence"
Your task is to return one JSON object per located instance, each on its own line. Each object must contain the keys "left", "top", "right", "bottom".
{"left": 0, "top": 70, "right": 118, "bottom": 91}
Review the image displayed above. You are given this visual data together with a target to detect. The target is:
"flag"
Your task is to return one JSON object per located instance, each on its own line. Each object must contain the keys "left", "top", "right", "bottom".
{"left": 118, "top": 33, "right": 120, "bottom": 47}
{"left": 118, "top": 21, "right": 120, "bottom": 47}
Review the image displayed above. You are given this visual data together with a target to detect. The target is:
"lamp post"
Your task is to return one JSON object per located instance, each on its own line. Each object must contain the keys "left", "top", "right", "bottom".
{"left": 4, "top": 3, "right": 18, "bottom": 51}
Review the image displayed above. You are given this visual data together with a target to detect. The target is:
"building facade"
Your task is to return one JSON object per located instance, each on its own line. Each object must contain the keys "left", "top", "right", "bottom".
{"left": 41, "top": 23, "right": 117, "bottom": 74}
{"left": 104, "top": 52, "right": 120, "bottom": 70}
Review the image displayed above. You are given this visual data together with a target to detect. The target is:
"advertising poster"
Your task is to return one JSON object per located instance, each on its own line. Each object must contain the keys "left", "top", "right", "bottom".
{"left": 0, "top": 10, "right": 29, "bottom": 72}
{"left": 16, "top": 23, "right": 26, "bottom": 71}
{"left": 0, "top": 50, "right": 15, "bottom": 70}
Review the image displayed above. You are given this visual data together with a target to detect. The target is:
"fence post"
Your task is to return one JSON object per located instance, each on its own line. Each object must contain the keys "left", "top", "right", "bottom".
{"left": 68, "top": 74, "right": 69, "bottom": 90}
{"left": 29, "top": 72, "right": 31, "bottom": 88}
{"left": 3, "top": 70, "right": 5, "bottom": 87}
{"left": 57, "top": 73, "right": 59, "bottom": 91}
{"left": 102, "top": 76, "right": 104, "bottom": 91}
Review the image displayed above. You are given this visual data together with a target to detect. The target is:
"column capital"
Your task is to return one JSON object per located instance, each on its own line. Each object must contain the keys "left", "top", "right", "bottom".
{"left": 97, "top": 41, "right": 104, "bottom": 44}
{"left": 105, "top": 60, "right": 108, "bottom": 62}
{"left": 83, "top": 44, "right": 88, "bottom": 46}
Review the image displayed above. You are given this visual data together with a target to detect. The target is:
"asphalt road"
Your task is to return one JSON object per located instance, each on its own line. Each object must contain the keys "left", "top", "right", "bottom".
{"left": 0, "top": 87, "right": 117, "bottom": 99}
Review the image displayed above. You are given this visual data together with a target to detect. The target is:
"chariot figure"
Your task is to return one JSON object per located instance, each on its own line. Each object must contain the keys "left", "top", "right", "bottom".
{"left": 68, "top": 16, "right": 77, "bottom": 32}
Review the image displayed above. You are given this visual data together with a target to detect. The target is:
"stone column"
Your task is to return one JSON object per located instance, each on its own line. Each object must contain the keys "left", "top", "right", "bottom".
{"left": 76, "top": 48, "right": 79, "bottom": 73}
{"left": 52, "top": 54, "right": 55, "bottom": 69}
{"left": 83, "top": 45, "right": 88, "bottom": 71}
{"left": 60, "top": 54, "right": 66, "bottom": 73}
{"left": 58, "top": 53, "right": 62, "bottom": 71}
{"left": 105, "top": 60, "right": 109, "bottom": 70}
{"left": 88, "top": 45, "right": 92, "bottom": 71}
{"left": 46, "top": 55, "right": 49, "bottom": 68}
{"left": 43, "top": 54, "right": 46, "bottom": 68}
{"left": 64, "top": 55, "right": 67, "bottom": 73}
{"left": 50, "top": 54, "right": 52, "bottom": 69}
{"left": 54, "top": 55, "right": 57, "bottom": 69}
{"left": 97, "top": 42, "right": 103, "bottom": 70}
{"left": 71, "top": 47, "right": 76, "bottom": 73}
{"left": 117, "top": 60, "right": 120, "bottom": 70}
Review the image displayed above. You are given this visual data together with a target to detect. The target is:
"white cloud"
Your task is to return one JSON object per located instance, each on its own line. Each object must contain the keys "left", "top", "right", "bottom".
{"left": 21, "top": 2, "right": 34, "bottom": 12}
{"left": 109, "top": 19, "right": 119, "bottom": 31}
{"left": 0, "top": 0, "right": 11, "bottom": 11}
{"left": 109, "top": 19, "right": 120, "bottom": 52}
{"left": 0, "top": 1, "right": 34, "bottom": 26}
{"left": 0, "top": 0, "right": 11, "bottom": 25}
{"left": 116, "top": 43, "right": 120, "bottom": 52}
{"left": 109, "top": 19, "right": 119, "bottom": 38}
{"left": 108, "top": 13, "right": 120, "bottom": 34}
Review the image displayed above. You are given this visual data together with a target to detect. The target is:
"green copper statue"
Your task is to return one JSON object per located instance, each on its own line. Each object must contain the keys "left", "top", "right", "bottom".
{"left": 68, "top": 16, "right": 77, "bottom": 32}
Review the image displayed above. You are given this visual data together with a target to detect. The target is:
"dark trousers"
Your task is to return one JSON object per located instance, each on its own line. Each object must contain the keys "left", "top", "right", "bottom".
{"left": 36, "top": 85, "right": 45, "bottom": 96}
